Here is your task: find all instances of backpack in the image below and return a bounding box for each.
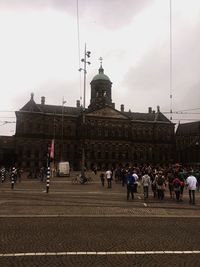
[174,180,181,189]
[127,174,135,186]
[157,177,164,186]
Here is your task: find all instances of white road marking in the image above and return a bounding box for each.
[0,251,200,257]
[0,214,200,218]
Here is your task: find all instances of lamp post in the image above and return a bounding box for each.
[61,98,66,161]
[79,44,91,179]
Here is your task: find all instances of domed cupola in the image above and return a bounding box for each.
[89,58,113,111]
[92,64,111,82]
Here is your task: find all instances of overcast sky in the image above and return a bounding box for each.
[0,0,200,135]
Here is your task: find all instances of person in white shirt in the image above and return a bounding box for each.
[105,169,112,188]
[132,171,139,193]
[142,172,151,199]
[186,172,197,205]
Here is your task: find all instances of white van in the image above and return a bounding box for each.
[58,161,70,177]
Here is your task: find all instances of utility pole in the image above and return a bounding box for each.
[79,44,91,179]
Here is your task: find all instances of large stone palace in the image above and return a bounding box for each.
[10,63,175,170]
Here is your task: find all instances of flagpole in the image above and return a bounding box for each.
[61,98,66,161]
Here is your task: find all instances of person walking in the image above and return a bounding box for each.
[178,168,187,202]
[105,168,112,188]
[100,172,105,187]
[196,170,200,192]
[186,171,197,205]
[132,170,139,193]
[126,170,135,200]
[167,171,175,199]
[172,176,182,202]
[141,172,151,200]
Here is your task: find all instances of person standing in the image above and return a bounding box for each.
[186,171,197,205]
[156,171,165,201]
[141,172,151,199]
[126,170,135,200]
[120,168,126,187]
[105,168,112,188]
[100,172,105,187]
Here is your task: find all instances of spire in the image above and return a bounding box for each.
[99,56,104,74]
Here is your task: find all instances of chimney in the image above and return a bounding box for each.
[148,107,152,113]
[31,92,34,100]
[41,96,45,105]
[121,104,124,112]
[157,105,160,112]
[76,100,80,108]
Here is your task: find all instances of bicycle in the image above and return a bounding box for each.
[72,175,93,184]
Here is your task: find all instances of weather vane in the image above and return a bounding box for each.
[99,56,103,66]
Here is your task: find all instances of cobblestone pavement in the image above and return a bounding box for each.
[0,172,199,217]
[0,172,200,266]
[0,217,200,266]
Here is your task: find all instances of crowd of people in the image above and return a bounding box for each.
[99,164,200,205]
[1,163,200,205]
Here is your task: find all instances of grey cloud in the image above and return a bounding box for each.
[0,0,154,29]
[121,21,200,117]
[35,80,81,107]
[13,79,81,110]
[82,0,154,29]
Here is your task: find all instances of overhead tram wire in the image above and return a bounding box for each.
[162,111,200,115]
[76,0,82,105]
[0,111,15,112]
[173,107,200,113]
[171,119,200,121]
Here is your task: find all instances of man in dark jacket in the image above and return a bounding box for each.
[126,170,135,200]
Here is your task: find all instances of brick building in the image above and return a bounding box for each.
[176,121,200,166]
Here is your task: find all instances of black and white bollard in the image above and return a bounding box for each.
[46,166,50,193]
[11,168,15,189]
[1,168,6,183]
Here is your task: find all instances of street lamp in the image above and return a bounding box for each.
[79,44,91,179]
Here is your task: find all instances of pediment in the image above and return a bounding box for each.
[20,99,41,112]
[86,106,129,119]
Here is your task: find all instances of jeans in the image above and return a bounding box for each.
[175,190,180,201]
[189,190,195,204]
[143,186,149,199]
[107,179,112,188]
[127,185,134,200]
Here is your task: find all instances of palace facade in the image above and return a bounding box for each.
[13,64,175,170]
